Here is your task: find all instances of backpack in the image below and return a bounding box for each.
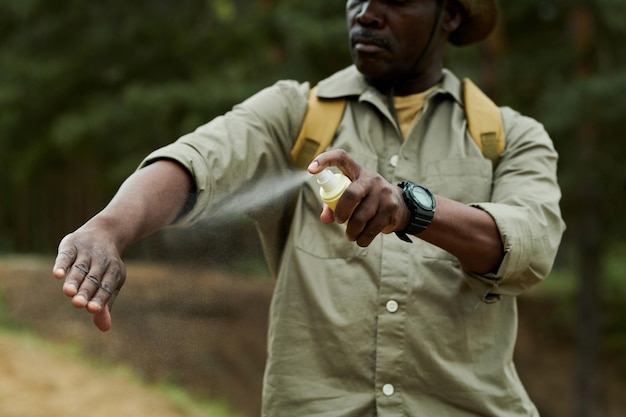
[290,78,505,169]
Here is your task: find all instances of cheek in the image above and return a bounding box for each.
[398,28,428,57]
[345,2,359,22]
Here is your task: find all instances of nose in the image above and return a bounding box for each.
[355,0,383,28]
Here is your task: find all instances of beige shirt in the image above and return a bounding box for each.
[141,66,565,416]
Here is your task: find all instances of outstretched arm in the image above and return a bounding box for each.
[52,159,193,331]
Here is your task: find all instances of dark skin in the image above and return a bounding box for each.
[53,0,504,332]
[53,160,192,331]
[347,0,459,95]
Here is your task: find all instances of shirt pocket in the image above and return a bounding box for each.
[293,150,377,260]
[419,158,493,261]
[293,185,370,259]
[294,225,369,259]
[425,158,493,204]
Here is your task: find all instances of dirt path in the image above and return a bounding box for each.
[0,332,206,417]
[0,256,270,417]
[1,255,625,417]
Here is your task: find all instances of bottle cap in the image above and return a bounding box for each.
[314,169,340,193]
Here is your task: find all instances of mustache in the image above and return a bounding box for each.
[349,28,391,50]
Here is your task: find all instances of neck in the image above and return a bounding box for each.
[368,65,444,96]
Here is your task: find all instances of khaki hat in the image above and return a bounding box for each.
[449,0,499,46]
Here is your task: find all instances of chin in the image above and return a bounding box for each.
[354,63,395,90]
[355,61,387,81]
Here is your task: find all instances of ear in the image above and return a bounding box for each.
[442,0,463,36]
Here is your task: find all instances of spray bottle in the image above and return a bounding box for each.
[314,168,351,212]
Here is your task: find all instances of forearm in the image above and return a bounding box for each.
[419,196,504,274]
[84,159,193,252]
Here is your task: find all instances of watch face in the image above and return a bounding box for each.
[398,181,435,237]
[411,186,434,208]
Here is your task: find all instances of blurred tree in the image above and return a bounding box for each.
[0,0,348,257]
[485,1,626,416]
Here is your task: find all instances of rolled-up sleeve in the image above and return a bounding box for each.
[136,80,310,227]
[465,107,566,302]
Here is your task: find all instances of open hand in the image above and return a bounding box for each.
[52,225,126,332]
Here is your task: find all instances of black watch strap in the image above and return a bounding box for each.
[395,181,436,243]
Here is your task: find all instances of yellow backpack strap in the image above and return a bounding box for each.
[463,78,505,168]
[290,86,347,170]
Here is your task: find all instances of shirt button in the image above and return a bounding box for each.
[389,154,399,167]
[386,300,399,313]
[382,383,395,396]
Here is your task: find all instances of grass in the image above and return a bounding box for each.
[155,384,244,417]
[0,324,243,417]
[0,291,242,417]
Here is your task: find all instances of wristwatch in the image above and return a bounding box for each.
[395,181,436,243]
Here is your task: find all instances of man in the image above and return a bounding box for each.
[53,0,565,415]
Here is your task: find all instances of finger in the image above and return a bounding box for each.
[333,179,365,223]
[93,303,113,332]
[63,260,92,298]
[71,272,102,309]
[319,204,336,224]
[351,189,405,246]
[355,210,393,247]
[344,192,388,246]
[308,149,361,180]
[71,256,108,308]
[85,262,126,314]
[345,199,374,243]
[93,287,119,331]
[53,242,78,279]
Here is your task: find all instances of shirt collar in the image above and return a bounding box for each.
[315,65,463,106]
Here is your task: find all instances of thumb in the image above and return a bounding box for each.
[92,304,112,332]
[320,204,336,224]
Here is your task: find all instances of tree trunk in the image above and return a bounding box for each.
[570,4,605,417]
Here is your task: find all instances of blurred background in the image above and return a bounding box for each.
[0,0,625,416]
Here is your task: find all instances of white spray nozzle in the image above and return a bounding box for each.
[314,169,340,193]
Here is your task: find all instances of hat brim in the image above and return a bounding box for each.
[449,0,499,46]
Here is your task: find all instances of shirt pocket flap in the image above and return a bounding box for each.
[426,158,493,203]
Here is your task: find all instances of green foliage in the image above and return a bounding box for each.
[603,244,626,366]
[492,1,626,245]
[0,0,348,253]
[1,0,624,256]
[0,0,347,184]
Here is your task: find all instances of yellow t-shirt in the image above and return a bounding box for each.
[394,85,437,139]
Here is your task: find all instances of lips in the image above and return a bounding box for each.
[353,38,386,53]
[350,30,390,53]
